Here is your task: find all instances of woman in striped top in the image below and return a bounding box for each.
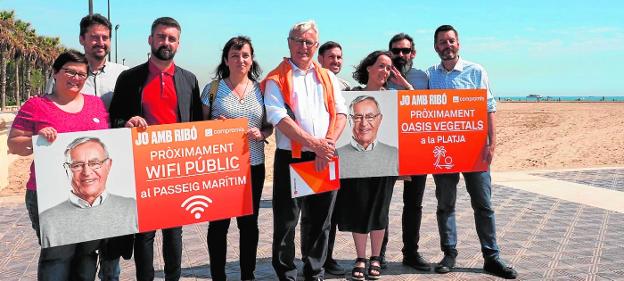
[200,36,272,281]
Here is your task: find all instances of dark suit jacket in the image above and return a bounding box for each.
[109,62,203,128]
[104,61,202,259]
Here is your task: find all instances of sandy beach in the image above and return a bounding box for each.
[2,102,623,196]
[493,102,624,171]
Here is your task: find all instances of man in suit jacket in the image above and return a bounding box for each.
[108,17,202,281]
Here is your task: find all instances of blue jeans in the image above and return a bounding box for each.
[433,171,500,259]
[98,256,120,281]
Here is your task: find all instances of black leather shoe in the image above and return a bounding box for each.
[484,257,517,279]
[402,253,431,271]
[434,254,456,274]
[379,256,388,269]
[324,258,345,275]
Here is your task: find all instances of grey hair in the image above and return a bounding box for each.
[349,95,381,115]
[288,20,318,38]
[64,136,109,163]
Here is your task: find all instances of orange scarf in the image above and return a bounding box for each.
[261,58,337,158]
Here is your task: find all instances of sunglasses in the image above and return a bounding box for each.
[391,48,413,55]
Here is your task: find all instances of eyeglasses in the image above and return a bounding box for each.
[288,37,318,47]
[391,48,413,55]
[62,68,88,80]
[350,113,381,123]
[64,158,109,172]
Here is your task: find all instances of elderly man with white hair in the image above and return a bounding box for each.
[262,20,347,281]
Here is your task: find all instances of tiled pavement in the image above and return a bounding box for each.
[530,169,624,192]
[1,168,623,280]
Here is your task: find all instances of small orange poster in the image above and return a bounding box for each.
[131,119,251,232]
[289,157,340,198]
[398,89,489,175]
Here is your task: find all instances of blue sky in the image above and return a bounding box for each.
[3,0,623,96]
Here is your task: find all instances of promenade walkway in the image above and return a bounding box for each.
[1,167,622,280]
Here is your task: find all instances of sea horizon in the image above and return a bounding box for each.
[498,95,624,102]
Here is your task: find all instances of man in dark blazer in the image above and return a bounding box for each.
[107,17,202,281]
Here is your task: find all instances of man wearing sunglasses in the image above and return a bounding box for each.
[387,33,429,91]
[39,137,137,248]
[379,33,432,272]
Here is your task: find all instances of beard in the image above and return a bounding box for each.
[439,47,458,61]
[152,45,176,61]
[90,45,109,60]
[392,56,411,77]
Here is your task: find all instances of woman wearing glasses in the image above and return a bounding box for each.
[335,50,399,280]
[200,36,272,281]
[8,50,109,280]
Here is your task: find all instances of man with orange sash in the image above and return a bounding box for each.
[263,20,347,281]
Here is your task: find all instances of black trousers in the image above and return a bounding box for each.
[208,164,265,281]
[325,217,339,263]
[380,175,427,260]
[134,227,183,281]
[26,190,100,281]
[272,149,336,281]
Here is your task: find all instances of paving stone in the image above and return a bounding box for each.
[1,169,624,280]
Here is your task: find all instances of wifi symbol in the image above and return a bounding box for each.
[181,195,213,219]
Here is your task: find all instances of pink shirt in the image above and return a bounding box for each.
[11,95,109,190]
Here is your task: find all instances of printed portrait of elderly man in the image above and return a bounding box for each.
[39,136,138,248]
[338,95,399,178]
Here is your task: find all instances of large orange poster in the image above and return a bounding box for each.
[398,89,489,175]
[131,119,251,232]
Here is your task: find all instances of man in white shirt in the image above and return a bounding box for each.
[263,20,347,281]
[46,14,128,110]
[76,14,129,281]
[318,41,351,91]
[316,40,350,275]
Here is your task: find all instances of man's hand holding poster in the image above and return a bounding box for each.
[33,119,251,248]
[289,156,340,198]
[132,119,251,232]
[336,89,488,179]
[397,89,488,174]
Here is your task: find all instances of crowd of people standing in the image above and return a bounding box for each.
[8,13,518,281]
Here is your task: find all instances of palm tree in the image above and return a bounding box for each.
[0,10,64,110]
[39,36,62,94]
[13,19,35,107]
[0,10,16,110]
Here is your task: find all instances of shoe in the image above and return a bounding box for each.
[324,258,345,275]
[379,256,388,269]
[351,258,367,281]
[484,257,518,279]
[402,253,431,271]
[368,256,382,280]
[434,254,456,274]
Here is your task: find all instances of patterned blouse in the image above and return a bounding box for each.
[200,80,268,165]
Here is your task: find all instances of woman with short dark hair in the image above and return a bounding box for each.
[8,50,110,280]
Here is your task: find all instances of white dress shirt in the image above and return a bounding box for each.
[265,60,348,151]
